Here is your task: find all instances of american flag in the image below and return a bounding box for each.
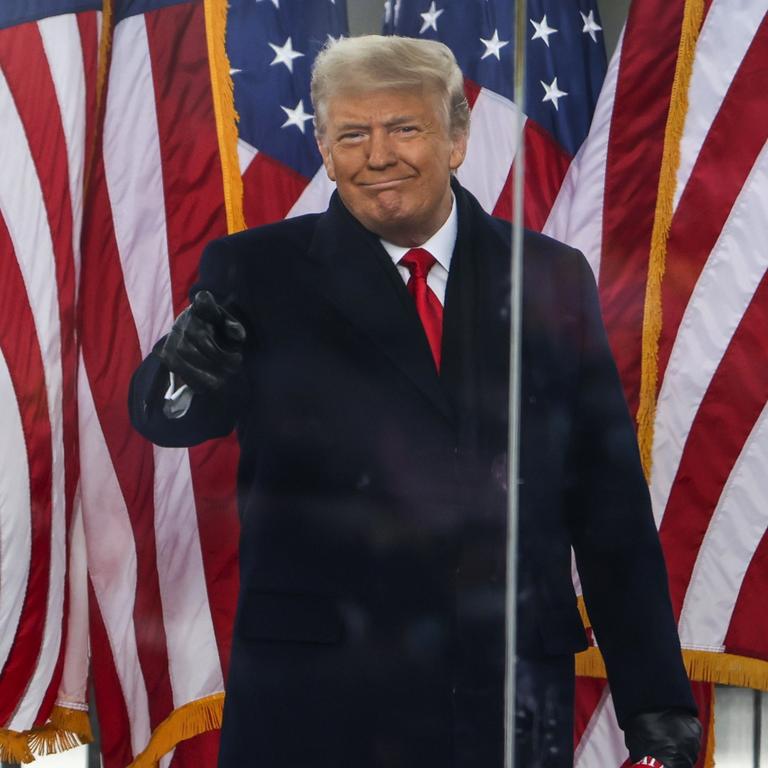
[385,0,606,229]
[79,0,239,765]
[0,1,98,760]
[228,0,349,225]
[546,0,768,763]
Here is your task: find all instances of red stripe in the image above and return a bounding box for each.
[598,0,687,417]
[492,119,571,230]
[144,0,229,316]
[78,11,100,195]
[242,153,310,228]
[573,677,607,750]
[170,727,221,767]
[659,272,768,618]
[0,21,81,722]
[0,213,53,723]
[79,139,174,729]
[463,77,481,110]
[144,0,240,680]
[0,11,80,528]
[88,578,135,768]
[658,15,768,386]
[725,526,768,659]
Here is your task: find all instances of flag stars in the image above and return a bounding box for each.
[580,10,602,42]
[281,99,314,134]
[480,29,509,60]
[530,15,557,47]
[269,36,304,73]
[419,1,444,34]
[541,77,567,110]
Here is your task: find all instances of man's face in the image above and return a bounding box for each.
[317,88,467,247]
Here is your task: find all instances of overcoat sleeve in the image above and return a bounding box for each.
[128,238,248,447]
[565,254,695,726]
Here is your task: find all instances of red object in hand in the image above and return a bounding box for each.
[631,759,664,767]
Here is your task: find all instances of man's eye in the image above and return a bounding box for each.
[339,132,365,142]
[395,126,418,135]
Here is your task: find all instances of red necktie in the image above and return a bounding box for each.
[399,248,443,370]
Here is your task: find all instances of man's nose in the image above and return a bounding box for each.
[367,130,397,169]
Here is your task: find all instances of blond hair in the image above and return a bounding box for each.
[311,35,469,142]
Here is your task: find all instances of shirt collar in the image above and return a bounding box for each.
[379,194,457,272]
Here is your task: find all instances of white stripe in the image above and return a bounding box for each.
[0,350,32,674]
[287,165,336,217]
[543,29,624,280]
[153,445,225,703]
[79,362,151,755]
[0,68,67,731]
[38,14,88,294]
[678,400,768,650]
[573,688,628,767]
[650,140,768,523]
[456,88,521,214]
[237,137,259,175]
[104,16,174,359]
[673,0,768,211]
[106,14,223,706]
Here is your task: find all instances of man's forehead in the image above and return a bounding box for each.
[326,88,439,124]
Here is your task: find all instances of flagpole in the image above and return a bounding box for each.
[504,0,527,766]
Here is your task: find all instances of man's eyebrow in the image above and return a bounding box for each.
[333,115,422,132]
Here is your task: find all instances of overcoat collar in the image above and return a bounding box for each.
[303,179,512,430]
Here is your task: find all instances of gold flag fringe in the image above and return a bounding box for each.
[635,0,706,479]
[576,645,768,692]
[128,693,224,768]
[0,706,93,764]
[204,0,246,234]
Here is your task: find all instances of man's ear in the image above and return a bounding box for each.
[449,130,468,172]
[317,136,336,182]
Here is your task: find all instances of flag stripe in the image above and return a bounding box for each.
[456,87,521,213]
[725,526,768,657]
[651,140,768,526]
[79,360,151,757]
[144,0,228,315]
[0,213,50,721]
[542,29,623,278]
[5,19,81,726]
[243,153,310,227]
[672,0,768,212]
[0,58,66,728]
[81,125,174,737]
[678,400,768,649]
[104,14,175,358]
[493,119,572,228]
[660,272,768,618]
[144,0,226,705]
[88,578,137,768]
[658,16,768,388]
[598,0,686,414]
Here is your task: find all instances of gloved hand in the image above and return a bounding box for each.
[624,709,702,768]
[157,290,246,393]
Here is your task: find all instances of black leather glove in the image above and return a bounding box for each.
[157,290,246,393]
[625,709,702,768]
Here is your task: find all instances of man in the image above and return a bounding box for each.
[130,35,701,768]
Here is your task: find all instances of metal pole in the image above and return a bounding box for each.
[503,1,527,767]
[753,688,762,768]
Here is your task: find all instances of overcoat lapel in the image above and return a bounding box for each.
[305,192,455,423]
[442,181,512,459]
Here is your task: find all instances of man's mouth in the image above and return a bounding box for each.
[361,177,412,190]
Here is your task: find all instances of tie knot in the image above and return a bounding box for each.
[399,248,436,280]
